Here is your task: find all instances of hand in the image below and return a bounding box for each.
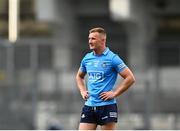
[99,91,116,101]
[80,90,89,100]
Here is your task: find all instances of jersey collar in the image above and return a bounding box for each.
[92,47,109,56]
[102,47,109,55]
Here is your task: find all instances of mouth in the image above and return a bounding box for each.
[89,43,94,47]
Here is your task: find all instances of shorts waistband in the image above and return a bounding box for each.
[84,103,116,110]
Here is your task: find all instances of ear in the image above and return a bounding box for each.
[102,38,106,43]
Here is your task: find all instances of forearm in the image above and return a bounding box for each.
[114,76,135,97]
[76,76,87,92]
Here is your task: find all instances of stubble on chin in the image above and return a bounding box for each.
[89,45,94,50]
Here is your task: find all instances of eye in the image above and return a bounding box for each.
[92,37,96,40]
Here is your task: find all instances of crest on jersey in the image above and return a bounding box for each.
[101,62,107,68]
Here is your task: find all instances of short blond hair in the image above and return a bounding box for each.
[89,27,106,38]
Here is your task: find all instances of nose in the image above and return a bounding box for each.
[89,39,92,43]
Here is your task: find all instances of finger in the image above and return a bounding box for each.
[85,93,89,99]
[100,92,107,97]
[99,94,106,99]
[104,97,109,101]
[100,95,108,100]
[100,92,106,96]
[84,97,88,101]
[83,95,86,100]
[85,94,89,99]
[83,93,88,99]
[105,95,111,100]
[102,94,112,101]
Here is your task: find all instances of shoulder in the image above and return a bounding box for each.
[107,49,125,64]
[106,49,117,60]
[83,52,93,59]
[81,51,93,62]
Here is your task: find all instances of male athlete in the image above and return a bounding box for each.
[76,27,135,130]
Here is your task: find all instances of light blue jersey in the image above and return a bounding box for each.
[80,47,127,106]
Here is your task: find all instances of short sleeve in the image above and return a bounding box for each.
[80,58,86,73]
[112,55,127,73]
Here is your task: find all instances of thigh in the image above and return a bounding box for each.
[98,104,118,125]
[80,105,97,125]
[101,122,116,130]
[79,123,97,130]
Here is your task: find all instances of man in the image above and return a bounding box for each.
[76,27,135,130]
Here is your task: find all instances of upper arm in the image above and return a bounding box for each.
[76,68,86,79]
[76,56,87,79]
[111,54,134,80]
[112,55,127,72]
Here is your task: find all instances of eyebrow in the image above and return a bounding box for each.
[88,36,96,39]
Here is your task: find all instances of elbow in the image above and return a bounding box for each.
[127,74,135,86]
[131,75,135,85]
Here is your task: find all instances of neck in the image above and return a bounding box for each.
[94,47,106,55]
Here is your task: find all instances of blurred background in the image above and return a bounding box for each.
[0,0,180,129]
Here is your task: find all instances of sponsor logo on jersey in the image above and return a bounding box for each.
[88,71,104,82]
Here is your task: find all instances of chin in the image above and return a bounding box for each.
[89,46,95,50]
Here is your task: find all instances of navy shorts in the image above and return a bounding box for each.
[80,104,118,125]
